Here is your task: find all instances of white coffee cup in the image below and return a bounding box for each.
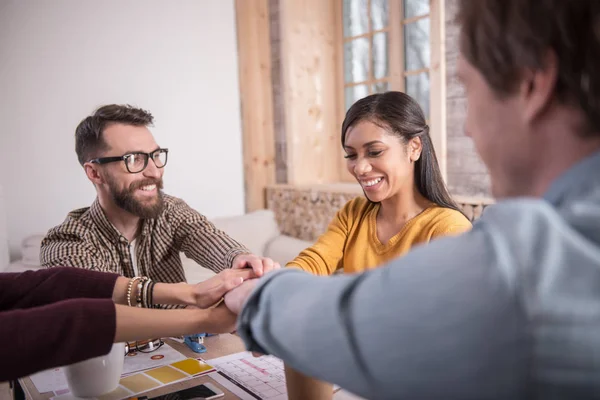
[64,342,125,398]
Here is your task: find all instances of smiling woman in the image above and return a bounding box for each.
[288,91,471,277]
[283,91,472,400]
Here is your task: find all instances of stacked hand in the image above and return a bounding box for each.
[223,279,259,314]
[185,253,280,337]
[192,268,256,308]
[191,253,280,309]
[232,253,281,276]
[228,253,281,314]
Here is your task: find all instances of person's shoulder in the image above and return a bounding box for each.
[161,194,193,214]
[424,206,472,236]
[162,193,185,207]
[159,193,208,222]
[56,206,93,231]
[42,206,94,243]
[475,198,559,230]
[469,198,570,255]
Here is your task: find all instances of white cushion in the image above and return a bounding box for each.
[181,255,216,285]
[181,210,282,283]
[21,234,45,265]
[264,235,311,266]
[210,209,280,257]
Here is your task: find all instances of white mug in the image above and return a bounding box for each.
[64,342,125,398]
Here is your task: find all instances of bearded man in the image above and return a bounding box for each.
[41,105,277,307]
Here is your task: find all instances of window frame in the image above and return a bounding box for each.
[336,0,446,182]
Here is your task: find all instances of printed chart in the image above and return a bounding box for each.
[208,352,288,400]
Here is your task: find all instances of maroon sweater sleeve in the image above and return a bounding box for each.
[0,267,119,310]
[0,298,116,381]
[0,267,119,381]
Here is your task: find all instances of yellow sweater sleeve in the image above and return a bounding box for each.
[286,200,354,276]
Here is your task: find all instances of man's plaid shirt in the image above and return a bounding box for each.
[40,194,249,284]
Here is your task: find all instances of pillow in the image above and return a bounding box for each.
[21,234,45,266]
[263,234,312,266]
[210,209,280,257]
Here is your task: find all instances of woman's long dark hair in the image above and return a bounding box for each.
[341,91,462,214]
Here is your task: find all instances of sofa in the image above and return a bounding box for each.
[1,208,312,284]
[183,209,311,283]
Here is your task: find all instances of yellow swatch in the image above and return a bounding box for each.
[120,374,161,393]
[145,366,187,383]
[171,359,214,375]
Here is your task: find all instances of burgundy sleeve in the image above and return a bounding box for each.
[0,267,119,310]
[0,298,116,381]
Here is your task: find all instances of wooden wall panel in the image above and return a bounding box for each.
[430,0,447,180]
[279,0,343,185]
[235,0,277,211]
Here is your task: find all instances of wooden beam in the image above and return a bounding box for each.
[335,0,351,182]
[235,0,276,211]
[429,0,447,180]
[280,0,342,185]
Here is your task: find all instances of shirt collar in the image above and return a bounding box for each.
[543,150,600,206]
[89,198,152,244]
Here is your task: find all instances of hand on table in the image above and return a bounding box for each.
[232,253,281,277]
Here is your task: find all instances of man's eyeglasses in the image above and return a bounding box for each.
[125,338,164,355]
[89,148,168,174]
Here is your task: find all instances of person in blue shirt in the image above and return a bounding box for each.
[223,0,600,399]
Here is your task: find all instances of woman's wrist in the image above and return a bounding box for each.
[153,282,195,306]
[192,306,237,334]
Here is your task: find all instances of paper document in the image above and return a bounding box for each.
[30,367,69,395]
[207,352,288,400]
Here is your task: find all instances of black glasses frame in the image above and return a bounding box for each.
[88,148,169,173]
[125,338,165,355]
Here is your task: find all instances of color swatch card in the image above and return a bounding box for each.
[123,343,187,375]
[32,343,187,396]
[49,358,215,400]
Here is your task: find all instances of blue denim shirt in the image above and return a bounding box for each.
[238,151,600,400]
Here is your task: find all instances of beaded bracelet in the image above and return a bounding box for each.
[136,277,150,307]
[147,281,156,308]
[141,279,152,308]
[126,277,142,307]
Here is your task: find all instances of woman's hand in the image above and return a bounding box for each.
[192,268,257,308]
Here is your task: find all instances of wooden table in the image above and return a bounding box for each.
[18,334,248,400]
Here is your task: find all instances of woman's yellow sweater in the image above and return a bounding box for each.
[287,196,472,275]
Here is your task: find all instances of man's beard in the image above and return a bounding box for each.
[107,176,165,219]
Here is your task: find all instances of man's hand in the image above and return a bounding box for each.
[192,269,256,308]
[232,253,281,277]
[224,279,259,315]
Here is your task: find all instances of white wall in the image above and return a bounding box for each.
[0,0,245,259]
